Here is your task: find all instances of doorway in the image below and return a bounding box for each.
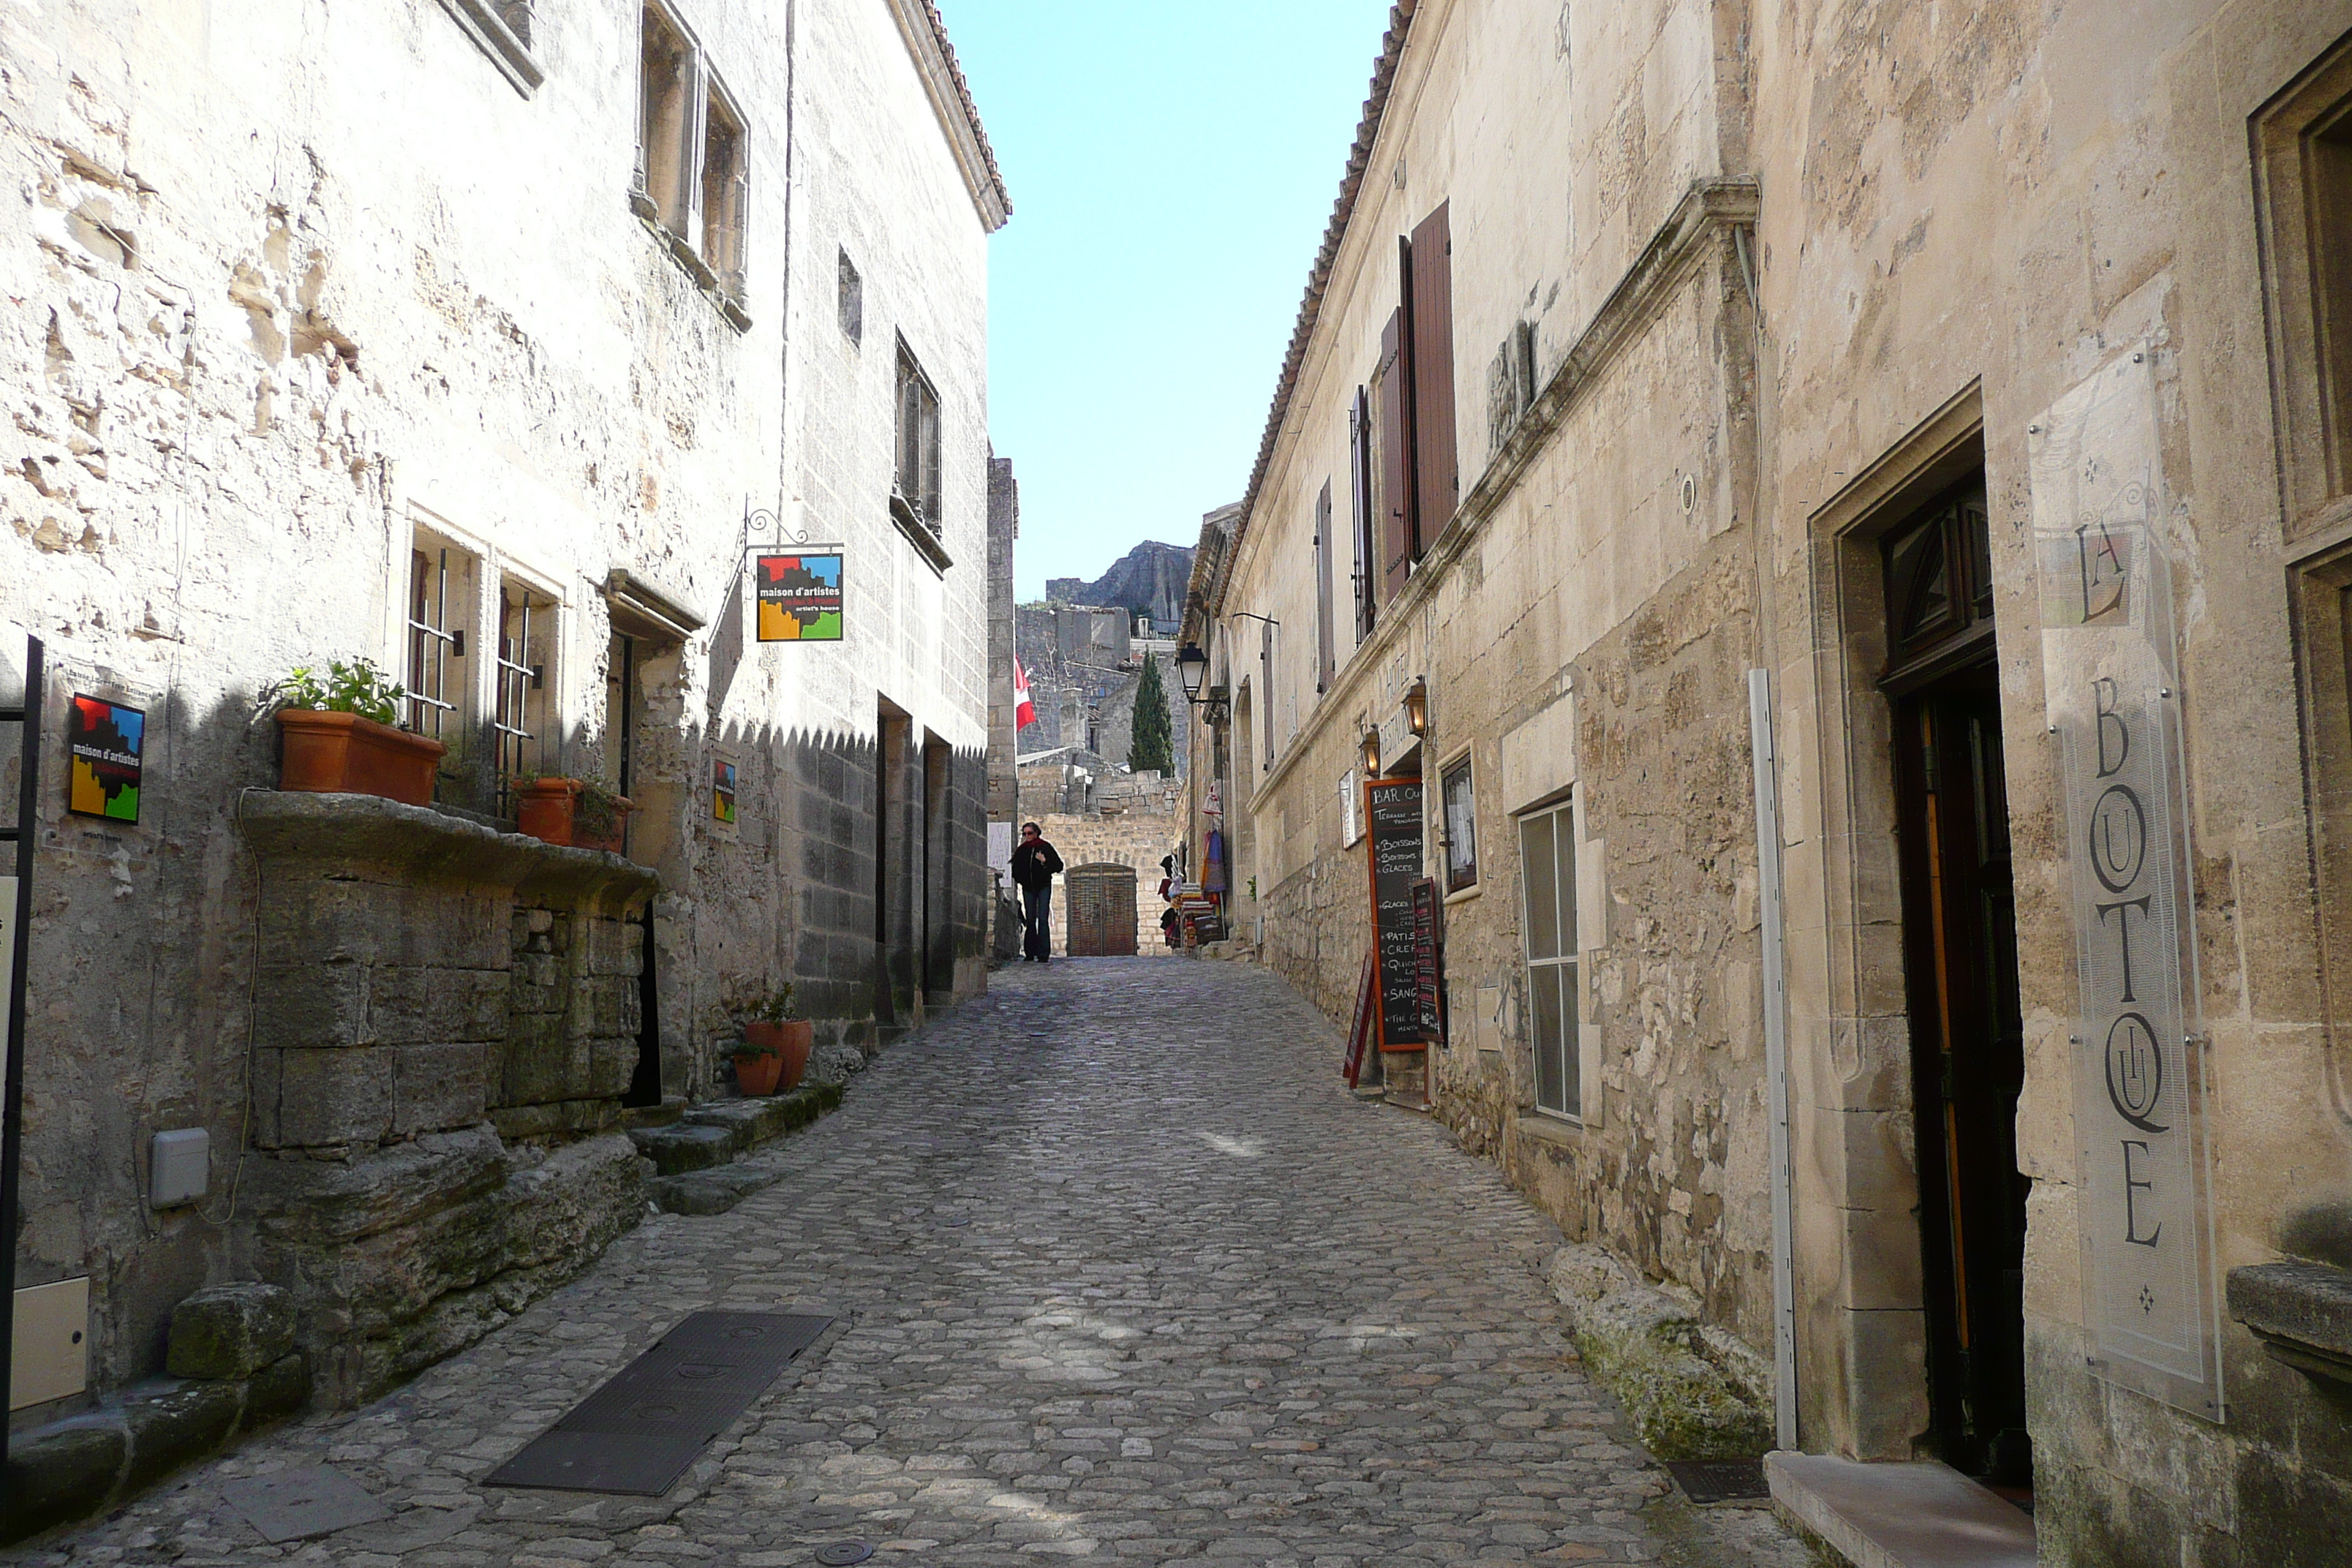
[1881,478,2031,1486]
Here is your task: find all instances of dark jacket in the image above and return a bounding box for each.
[1010,837,1063,891]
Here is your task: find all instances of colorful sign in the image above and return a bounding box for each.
[67,695,143,823]
[714,759,737,823]
[755,553,843,641]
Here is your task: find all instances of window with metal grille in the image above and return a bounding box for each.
[406,541,472,743]
[894,342,942,533]
[1519,796,1580,1119]
[494,582,554,812]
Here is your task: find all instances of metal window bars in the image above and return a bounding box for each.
[494,585,547,813]
[407,548,464,739]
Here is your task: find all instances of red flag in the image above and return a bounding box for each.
[1014,657,1037,729]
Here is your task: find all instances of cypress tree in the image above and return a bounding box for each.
[1129,651,1175,775]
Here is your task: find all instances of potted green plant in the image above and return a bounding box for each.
[264,659,445,807]
[734,983,812,1096]
[516,776,635,853]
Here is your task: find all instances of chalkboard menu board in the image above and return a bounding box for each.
[1365,777,1434,1046]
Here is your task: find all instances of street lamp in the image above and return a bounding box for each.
[1175,641,1210,704]
[1360,725,1382,778]
[1403,676,1430,738]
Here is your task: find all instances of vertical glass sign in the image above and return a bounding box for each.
[2029,346,2223,1421]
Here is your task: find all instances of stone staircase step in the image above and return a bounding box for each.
[626,1123,740,1175]
[650,1166,783,1216]
[682,1082,843,1147]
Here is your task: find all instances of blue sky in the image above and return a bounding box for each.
[941,2,1396,602]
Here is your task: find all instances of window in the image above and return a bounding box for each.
[435,0,543,97]
[1878,477,1992,685]
[603,633,636,798]
[894,341,942,534]
[1519,797,1580,1118]
[1441,755,1477,891]
[406,539,473,743]
[838,249,864,344]
[1373,203,1460,606]
[635,3,750,316]
[1259,619,1275,771]
[494,581,555,811]
[1313,480,1335,692]
[1351,387,1376,638]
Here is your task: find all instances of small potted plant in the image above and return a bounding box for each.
[733,983,812,1096]
[265,659,445,807]
[516,776,635,853]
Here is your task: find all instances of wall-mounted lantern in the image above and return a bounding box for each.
[1360,725,1383,778]
[1403,676,1430,739]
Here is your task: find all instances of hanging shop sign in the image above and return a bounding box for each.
[754,553,844,642]
[713,759,737,823]
[2030,345,2223,1422]
[1364,776,1435,1047]
[1411,876,1444,1041]
[67,695,143,823]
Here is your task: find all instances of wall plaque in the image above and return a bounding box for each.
[755,554,843,642]
[1364,777,1433,1047]
[2030,346,2223,1420]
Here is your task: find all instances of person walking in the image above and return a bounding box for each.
[1010,821,1064,963]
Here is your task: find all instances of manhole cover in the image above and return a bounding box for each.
[1662,1458,1770,1505]
[815,1542,874,1565]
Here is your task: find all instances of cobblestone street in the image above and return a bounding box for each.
[10,961,1809,1568]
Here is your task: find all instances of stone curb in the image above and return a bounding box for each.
[0,1354,308,1546]
[1546,1243,1774,1461]
[648,1080,848,1213]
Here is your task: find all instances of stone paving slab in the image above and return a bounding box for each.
[8,960,1812,1568]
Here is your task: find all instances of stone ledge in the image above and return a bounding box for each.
[1764,1452,2034,1568]
[1548,1243,1774,1461]
[646,1082,848,1214]
[2227,1259,2352,1386]
[0,1354,308,1546]
[238,791,660,913]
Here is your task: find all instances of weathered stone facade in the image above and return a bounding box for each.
[1,0,1003,1425]
[1194,0,2352,1558]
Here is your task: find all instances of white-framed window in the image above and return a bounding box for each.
[494,578,557,810]
[405,533,477,744]
[635,1,750,312]
[1519,794,1580,1119]
[1442,753,1478,891]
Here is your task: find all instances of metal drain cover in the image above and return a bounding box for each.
[485,1311,832,1496]
[815,1542,874,1565]
[1662,1458,1770,1505]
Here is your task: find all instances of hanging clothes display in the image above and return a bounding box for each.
[1203,827,1227,894]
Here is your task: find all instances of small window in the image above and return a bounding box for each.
[1520,796,1580,1118]
[406,538,474,743]
[894,342,942,533]
[699,89,747,301]
[638,6,693,233]
[838,249,864,344]
[494,581,556,812]
[1441,755,1478,891]
[603,633,636,798]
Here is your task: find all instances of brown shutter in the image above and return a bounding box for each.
[1410,202,1457,554]
[1314,480,1335,692]
[1350,387,1376,634]
[1378,307,1413,604]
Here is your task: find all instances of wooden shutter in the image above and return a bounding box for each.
[1262,619,1276,769]
[1410,201,1457,554]
[1350,388,1375,635]
[1378,307,1413,604]
[1314,480,1335,693]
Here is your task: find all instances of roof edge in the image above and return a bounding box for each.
[886,0,1011,232]
[1228,0,1420,570]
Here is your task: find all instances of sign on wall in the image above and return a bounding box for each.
[2031,345,2223,1422]
[713,759,736,823]
[1364,777,1435,1047]
[67,695,143,823]
[755,554,843,642]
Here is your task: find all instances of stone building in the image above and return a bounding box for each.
[1,0,1003,1433]
[1193,0,2352,1559]
[1014,600,1188,777]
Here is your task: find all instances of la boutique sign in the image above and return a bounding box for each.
[2030,347,2223,1421]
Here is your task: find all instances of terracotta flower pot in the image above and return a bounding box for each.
[276,709,446,807]
[517,777,635,853]
[734,1045,785,1097]
[743,1018,814,1093]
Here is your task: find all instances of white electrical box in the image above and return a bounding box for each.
[151,1126,210,1207]
[10,1276,89,1411]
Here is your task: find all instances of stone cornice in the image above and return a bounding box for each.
[883,0,1011,233]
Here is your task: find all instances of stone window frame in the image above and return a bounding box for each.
[434,0,545,98]
[632,0,753,330]
[405,525,480,747]
[1439,743,1479,895]
[1516,788,1580,1123]
[2257,36,2352,545]
[891,337,952,573]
